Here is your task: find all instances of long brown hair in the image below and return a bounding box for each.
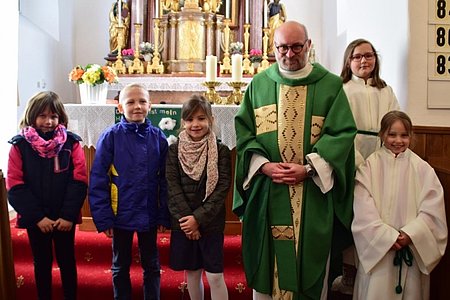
[340,38,387,89]
[19,91,68,129]
[181,95,214,128]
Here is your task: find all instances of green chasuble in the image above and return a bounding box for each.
[233,63,356,299]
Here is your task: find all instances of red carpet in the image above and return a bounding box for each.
[11,222,252,300]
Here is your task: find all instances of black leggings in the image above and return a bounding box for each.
[27,225,77,300]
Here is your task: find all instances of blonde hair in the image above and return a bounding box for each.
[19,91,68,129]
[119,83,150,103]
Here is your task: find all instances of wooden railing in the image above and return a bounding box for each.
[0,170,16,299]
[410,126,450,300]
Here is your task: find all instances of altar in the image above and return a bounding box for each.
[65,103,242,234]
[108,75,252,104]
[65,103,240,148]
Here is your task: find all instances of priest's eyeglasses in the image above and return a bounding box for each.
[275,41,308,54]
[351,52,375,62]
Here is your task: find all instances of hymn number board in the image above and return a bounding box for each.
[428,0,450,107]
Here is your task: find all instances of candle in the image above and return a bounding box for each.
[231,54,243,82]
[118,0,122,26]
[245,0,249,24]
[155,0,160,18]
[225,0,230,19]
[206,55,217,82]
[263,1,268,28]
[135,0,142,24]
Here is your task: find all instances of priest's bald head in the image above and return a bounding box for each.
[273,21,311,71]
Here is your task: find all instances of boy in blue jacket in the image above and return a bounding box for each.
[89,83,170,300]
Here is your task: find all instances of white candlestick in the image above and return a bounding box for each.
[155,0,160,18]
[135,0,142,23]
[225,0,230,19]
[118,0,122,26]
[263,1,268,28]
[245,0,249,23]
[206,55,217,82]
[231,54,243,82]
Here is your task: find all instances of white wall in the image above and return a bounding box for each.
[1,2,19,174]
[73,0,111,70]
[408,1,450,126]
[283,0,409,110]
[18,0,76,121]
[18,0,110,119]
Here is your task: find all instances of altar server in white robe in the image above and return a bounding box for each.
[352,110,447,300]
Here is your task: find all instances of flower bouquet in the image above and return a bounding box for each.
[68,64,118,104]
[139,42,154,61]
[139,42,154,55]
[230,41,244,55]
[121,48,134,58]
[249,48,263,64]
[68,64,118,86]
[121,48,135,67]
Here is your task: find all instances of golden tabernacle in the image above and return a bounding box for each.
[160,2,224,73]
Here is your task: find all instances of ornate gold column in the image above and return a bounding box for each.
[128,23,144,74]
[220,18,232,74]
[258,27,271,73]
[147,18,165,74]
[168,13,177,61]
[242,23,253,74]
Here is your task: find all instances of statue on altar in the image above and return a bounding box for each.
[162,0,181,13]
[200,0,222,12]
[268,0,287,54]
[109,0,130,54]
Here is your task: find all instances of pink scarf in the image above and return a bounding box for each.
[178,130,218,201]
[21,124,67,158]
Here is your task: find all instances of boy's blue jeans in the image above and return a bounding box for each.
[111,227,160,300]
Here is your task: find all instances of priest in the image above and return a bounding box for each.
[233,21,357,300]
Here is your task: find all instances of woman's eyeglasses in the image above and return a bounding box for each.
[351,52,375,62]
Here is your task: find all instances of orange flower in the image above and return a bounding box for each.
[101,66,117,84]
[69,67,84,82]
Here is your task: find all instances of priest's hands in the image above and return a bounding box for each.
[260,162,308,184]
[391,231,412,251]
